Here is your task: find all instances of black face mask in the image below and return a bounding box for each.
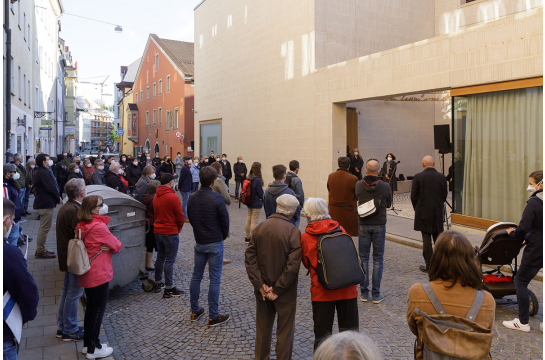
[76,161,81,165]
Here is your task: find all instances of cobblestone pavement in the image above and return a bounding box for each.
[101,202,543,360]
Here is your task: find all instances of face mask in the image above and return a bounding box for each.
[133,161,139,166]
[63,153,67,156]
[178,155,181,158]
[194,161,199,165]
[222,157,226,161]
[86,163,92,168]
[3,216,12,238]
[150,173,156,179]
[48,159,54,166]
[122,157,126,161]
[527,180,543,193]
[12,172,20,180]
[98,166,104,170]
[387,157,392,161]
[30,165,35,169]
[76,161,81,165]
[354,152,358,156]
[204,159,208,163]
[117,169,124,175]
[238,160,243,163]
[98,203,109,216]
[147,157,151,160]
[75,168,80,174]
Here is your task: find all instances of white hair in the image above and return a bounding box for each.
[303,197,330,222]
[109,161,120,172]
[313,331,382,360]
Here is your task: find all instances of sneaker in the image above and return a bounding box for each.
[82,344,108,354]
[154,282,165,293]
[62,331,83,342]
[419,265,429,273]
[163,287,184,298]
[86,346,114,359]
[502,318,531,332]
[234,199,238,203]
[223,258,232,264]
[372,294,385,304]
[208,314,230,327]
[56,330,63,338]
[359,294,368,302]
[191,307,205,322]
[245,237,250,243]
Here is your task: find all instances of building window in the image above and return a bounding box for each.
[10,57,14,94]
[146,86,149,100]
[166,75,170,93]
[155,53,159,71]
[35,38,38,63]
[200,121,222,156]
[174,108,179,130]
[17,1,20,28]
[28,80,31,108]
[165,110,170,130]
[140,90,143,103]
[35,87,39,111]
[28,25,30,48]
[135,92,138,103]
[23,74,26,104]
[158,79,162,96]
[153,82,156,98]
[18,66,21,99]
[153,108,156,126]
[23,13,26,39]
[158,107,162,125]
[146,111,149,126]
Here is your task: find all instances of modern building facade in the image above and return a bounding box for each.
[129,34,194,158]
[194,0,543,226]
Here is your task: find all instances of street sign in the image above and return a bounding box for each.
[117,128,124,135]
[39,127,52,130]
[38,133,43,139]
[15,126,25,134]
[175,131,182,138]
[41,119,52,126]
[65,126,75,135]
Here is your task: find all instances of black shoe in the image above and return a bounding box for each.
[21,212,27,217]
[163,287,184,298]
[191,307,205,322]
[154,282,165,293]
[208,314,230,327]
[419,265,429,273]
[61,331,84,342]
[145,267,155,272]
[245,237,250,243]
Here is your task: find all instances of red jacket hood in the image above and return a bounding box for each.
[305,219,340,235]
[75,215,110,238]
[156,185,175,197]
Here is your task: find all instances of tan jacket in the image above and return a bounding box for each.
[406,280,496,360]
[212,177,231,208]
[245,214,302,303]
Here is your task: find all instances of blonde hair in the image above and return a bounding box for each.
[313,331,382,360]
[303,197,330,222]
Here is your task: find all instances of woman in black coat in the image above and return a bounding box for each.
[349,148,364,180]
[381,153,398,192]
[504,170,543,332]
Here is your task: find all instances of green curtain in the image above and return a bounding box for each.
[462,87,543,223]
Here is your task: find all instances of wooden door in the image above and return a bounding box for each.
[346,108,358,153]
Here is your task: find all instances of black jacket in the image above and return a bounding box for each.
[233,162,248,182]
[355,175,392,225]
[66,172,80,182]
[3,178,21,222]
[105,171,128,194]
[125,163,142,187]
[55,161,68,188]
[187,187,230,244]
[160,161,174,175]
[381,161,398,192]
[411,168,447,233]
[33,167,60,209]
[510,191,543,268]
[221,160,232,180]
[350,156,364,180]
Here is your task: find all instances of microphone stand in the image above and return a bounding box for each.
[387,162,401,215]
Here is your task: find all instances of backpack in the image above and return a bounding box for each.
[285,172,297,192]
[414,283,493,360]
[240,178,255,206]
[66,229,103,276]
[315,228,365,290]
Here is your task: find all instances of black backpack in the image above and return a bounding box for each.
[315,228,365,290]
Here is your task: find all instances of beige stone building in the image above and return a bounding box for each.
[194,0,543,226]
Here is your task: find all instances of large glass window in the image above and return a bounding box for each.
[453,86,543,222]
[200,121,221,157]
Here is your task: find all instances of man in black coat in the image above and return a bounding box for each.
[126,158,143,196]
[33,154,60,258]
[105,162,128,194]
[233,156,247,203]
[349,148,364,180]
[411,156,447,272]
[208,151,216,164]
[220,154,232,189]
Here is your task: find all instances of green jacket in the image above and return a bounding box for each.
[11,162,26,190]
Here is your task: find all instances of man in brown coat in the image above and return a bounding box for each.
[245,194,302,360]
[327,157,359,236]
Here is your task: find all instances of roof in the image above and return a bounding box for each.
[123,57,141,83]
[150,34,194,76]
[128,103,138,111]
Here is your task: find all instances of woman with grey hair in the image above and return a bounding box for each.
[134,165,156,202]
[301,197,359,351]
[66,163,81,182]
[313,331,382,360]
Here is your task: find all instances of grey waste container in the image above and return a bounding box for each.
[85,185,147,290]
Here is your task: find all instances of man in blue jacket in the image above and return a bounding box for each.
[3,164,22,246]
[3,198,39,359]
[178,155,193,220]
[263,165,300,226]
[187,166,230,327]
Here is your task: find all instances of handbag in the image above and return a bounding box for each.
[66,229,102,275]
[357,199,376,218]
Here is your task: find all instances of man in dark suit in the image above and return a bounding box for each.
[411,156,448,272]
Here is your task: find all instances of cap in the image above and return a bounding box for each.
[276,194,299,213]
[160,173,179,185]
[183,155,192,161]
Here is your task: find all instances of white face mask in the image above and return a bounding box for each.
[122,157,126,161]
[48,159,54,166]
[12,172,20,180]
[147,157,151,160]
[204,159,208,163]
[238,159,243,163]
[98,203,109,216]
[117,169,124,175]
[133,161,139,166]
[354,152,358,156]
[527,180,543,193]
[30,165,35,169]
[86,163,92,168]
[194,161,199,165]
[150,173,156,179]
[3,216,12,238]
[222,157,226,161]
[63,153,67,156]
[75,168,80,174]
[98,166,104,170]
[178,155,181,158]
[387,157,392,161]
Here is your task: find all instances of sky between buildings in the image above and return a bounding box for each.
[60,0,198,106]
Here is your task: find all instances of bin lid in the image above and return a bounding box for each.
[85,185,146,210]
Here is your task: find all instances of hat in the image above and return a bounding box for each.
[160,173,179,185]
[183,155,192,161]
[276,194,299,213]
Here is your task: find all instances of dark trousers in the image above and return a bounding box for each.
[311,298,359,351]
[255,300,296,360]
[235,180,243,200]
[421,232,440,267]
[515,263,541,324]
[83,282,109,354]
[224,178,229,192]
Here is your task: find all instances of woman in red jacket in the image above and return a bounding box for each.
[75,195,122,359]
[301,197,359,352]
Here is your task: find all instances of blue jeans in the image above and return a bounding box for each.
[191,182,199,193]
[6,222,20,247]
[22,187,31,213]
[181,192,190,218]
[17,188,25,213]
[57,271,84,335]
[3,339,17,360]
[515,263,542,324]
[190,241,224,319]
[358,225,386,298]
[154,234,180,287]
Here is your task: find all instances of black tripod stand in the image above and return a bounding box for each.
[387,162,402,215]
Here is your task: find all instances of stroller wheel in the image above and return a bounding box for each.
[528,289,539,317]
[141,278,155,292]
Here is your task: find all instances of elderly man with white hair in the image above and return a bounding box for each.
[105,162,128,194]
[301,197,359,351]
[245,193,302,360]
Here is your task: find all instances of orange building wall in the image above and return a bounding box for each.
[132,40,194,158]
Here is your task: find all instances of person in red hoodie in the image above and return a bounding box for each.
[75,195,122,359]
[153,173,185,298]
[300,197,359,352]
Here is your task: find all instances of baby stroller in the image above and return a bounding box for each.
[475,222,539,316]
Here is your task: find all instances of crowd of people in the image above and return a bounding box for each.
[2,148,543,360]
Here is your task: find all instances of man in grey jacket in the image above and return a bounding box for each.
[264,165,301,227]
